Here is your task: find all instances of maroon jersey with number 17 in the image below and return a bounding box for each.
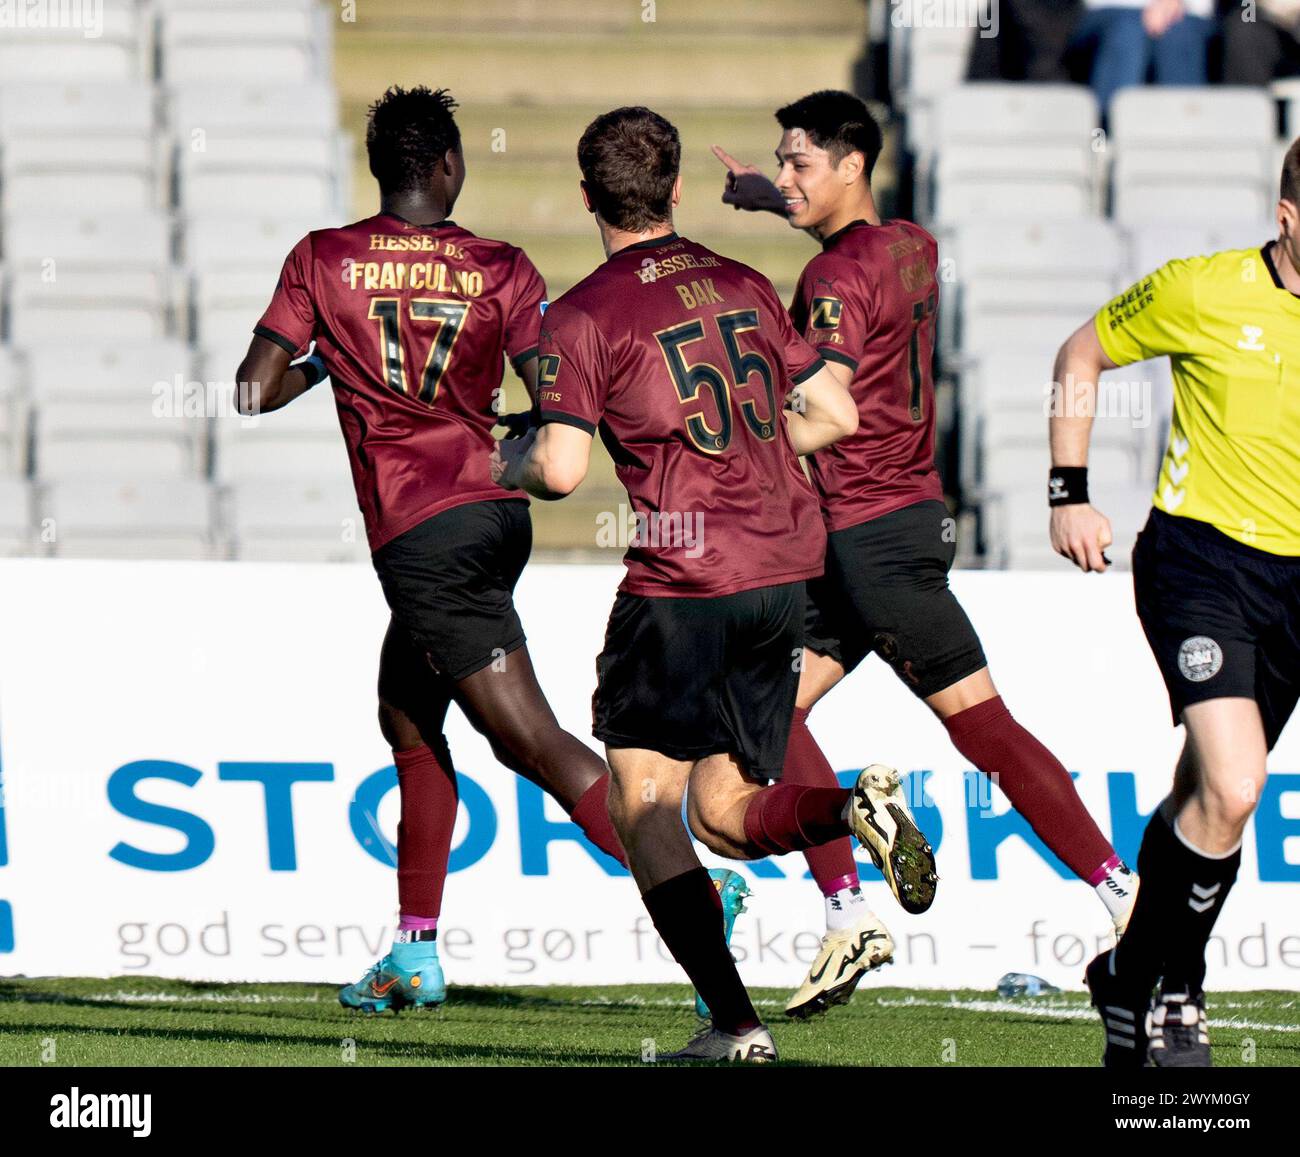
[537,233,827,598]
[790,218,943,532]
[255,213,546,551]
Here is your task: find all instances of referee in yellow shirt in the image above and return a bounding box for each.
[1049,138,1300,1069]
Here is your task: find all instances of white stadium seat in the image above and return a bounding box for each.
[0,81,155,138]
[34,397,204,480]
[1109,86,1276,148]
[166,83,340,137]
[2,210,172,267]
[183,215,316,274]
[6,267,177,343]
[26,343,195,402]
[226,477,367,562]
[0,478,34,554]
[212,423,347,484]
[191,269,286,348]
[42,477,216,559]
[0,350,29,478]
[176,134,342,216]
[1125,222,1279,282]
[1,136,163,212]
[160,6,329,85]
[0,2,149,82]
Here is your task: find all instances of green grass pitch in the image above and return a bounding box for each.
[1,977,1297,1066]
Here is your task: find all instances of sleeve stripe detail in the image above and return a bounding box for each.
[253,326,300,355]
[816,348,858,371]
[538,409,596,435]
[510,345,539,369]
[791,356,828,384]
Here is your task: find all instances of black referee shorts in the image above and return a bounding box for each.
[371,498,531,682]
[1133,508,1300,750]
[804,499,987,699]
[593,581,805,781]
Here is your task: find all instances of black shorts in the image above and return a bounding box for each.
[593,581,805,780]
[371,498,531,681]
[1133,508,1300,751]
[804,499,987,699]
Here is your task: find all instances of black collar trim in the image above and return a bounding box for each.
[1260,242,1300,299]
[611,231,680,258]
[822,219,872,249]
[380,212,458,230]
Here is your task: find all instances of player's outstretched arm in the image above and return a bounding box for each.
[711,145,790,216]
[491,422,593,500]
[784,360,858,455]
[1049,319,1120,573]
[234,335,323,416]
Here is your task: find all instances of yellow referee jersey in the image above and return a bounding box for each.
[1095,243,1300,556]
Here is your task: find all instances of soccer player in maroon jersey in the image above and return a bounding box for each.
[713,90,1139,1018]
[493,106,937,1062]
[235,86,626,1013]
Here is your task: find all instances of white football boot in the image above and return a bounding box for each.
[848,764,938,914]
[786,909,894,1019]
[659,1024,777,1064]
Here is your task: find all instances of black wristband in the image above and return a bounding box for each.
[1048,466,1089,506]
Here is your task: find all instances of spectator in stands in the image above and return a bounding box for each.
[967,0,1083,82]
[1221,0,1300,84]
[1069,0,1214,115]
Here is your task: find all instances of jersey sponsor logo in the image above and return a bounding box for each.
[1177,636,1223,683]
[1236,325,1265,351]
[810,296,843,330]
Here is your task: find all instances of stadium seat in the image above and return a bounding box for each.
[895,7,990,156]
[160,6,330,85]
[1125,222,1279,282]
[0,136,163,212]
[0,2,149,82]
[1108,88,1275,225]
[989,480,1154,570]
[0,478,34,555]
[0,350,29,478]
[34,396,204,481]
[41,477,217,559]
[175,134,344,217]
[191,270,287,349]
[2,211,172,267]
[6,267,178,344]
[225,477,368,562]
[166,82,340,138]
[0,81,155,139]
[183,215,318,275]
[26,342,195,403]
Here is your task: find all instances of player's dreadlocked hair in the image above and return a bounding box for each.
[775,90,882,181]
[366,85,461,195]
[578,106,680,232]
[1281,136,1300,205]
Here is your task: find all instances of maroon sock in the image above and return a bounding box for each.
[943,696,1116,881]
[784,705,861,893]
[742,782,851,857]
[394,744,458,918]
[642,867,759,1035]
[569,773,627,867]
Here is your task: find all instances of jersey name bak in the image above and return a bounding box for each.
[1095,245,1300,556]
[790,219,944,531]
[255,213,546,551]
[537,233,827,597]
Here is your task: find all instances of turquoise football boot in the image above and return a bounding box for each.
[338,941,446,1013]
[694,868,753,1019]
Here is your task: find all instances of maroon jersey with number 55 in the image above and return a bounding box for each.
[790,219,943,532]
[537,233,827,598]
[255,213,545,551]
